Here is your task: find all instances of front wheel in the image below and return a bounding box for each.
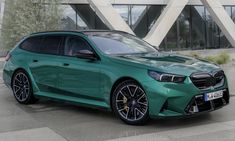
[112,80,149,125]
[12,70,37,104]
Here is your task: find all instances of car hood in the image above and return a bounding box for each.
[109,52,221,76]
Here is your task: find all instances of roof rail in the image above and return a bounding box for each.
[30,30,84,35]
[29,30,135,36]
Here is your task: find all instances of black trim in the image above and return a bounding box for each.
[19,33,101,61]
[190,70,225,90]
[30,30,134,36]
[37,83,104,102]
[185,88,230,115]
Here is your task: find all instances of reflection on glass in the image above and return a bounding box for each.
[147,6,163,31]
[61,5,87,30]
[165,23,177,50]
[205,8,220,48]
[77,16,87,29]
[232,7,235,22]
[89,32,157,55]
[59,4,233,50]
[225,6,232,17]
[113,5,129,24]
[61,5,76,30]
[220,6,232,48]
[130,6,146,26]
[133,5,163,38]
[178,6,190,49]
[192,6,206,49]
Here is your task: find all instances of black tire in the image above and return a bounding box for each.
[112,80,149,125]
[12,70,37,104]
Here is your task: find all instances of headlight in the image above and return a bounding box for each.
[148,70,186,83]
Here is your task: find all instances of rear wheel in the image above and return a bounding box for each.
[112,80,149,125]
[12,70,37,104]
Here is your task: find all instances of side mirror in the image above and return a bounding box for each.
[75,50,97,60]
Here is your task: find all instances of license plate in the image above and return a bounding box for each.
[204,90,224,101]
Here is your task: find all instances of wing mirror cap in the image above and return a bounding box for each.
[75,50,98,60]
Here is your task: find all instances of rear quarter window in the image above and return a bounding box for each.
[20,36,42,53]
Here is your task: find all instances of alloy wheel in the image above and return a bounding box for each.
[13,72,31,102]
[115,84,148,122]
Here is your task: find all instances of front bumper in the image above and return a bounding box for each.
[185,89,229,115]
[142,77,230,118]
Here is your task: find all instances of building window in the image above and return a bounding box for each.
[61,5,88,30]
[191,6,206,50]
[205,8,220,49]
[160,5,233,51]
[58,4,234,51]
[225,6,232,17]
[132,5,163,38]
[113,5,163,38]
[130,5,146,27]
[178,6,190,50]
[162,23,177,51]
[113,5,129,24]
[232,7,235,22]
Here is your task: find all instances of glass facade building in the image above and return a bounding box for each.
[0,2,3,34]
[61,4,235,51]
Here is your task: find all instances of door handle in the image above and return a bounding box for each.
[63,63,70,66]
[33,60,38,63]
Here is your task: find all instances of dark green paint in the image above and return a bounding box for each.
[3,31,229,118]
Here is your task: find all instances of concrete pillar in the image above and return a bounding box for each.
[88,0,134,34]
[144,0,189,47]
[0,0,5,36]
[201,0,235,47]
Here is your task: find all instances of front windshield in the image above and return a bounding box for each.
[88,32,158,55]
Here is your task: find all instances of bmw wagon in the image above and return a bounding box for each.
[3,30,230,125]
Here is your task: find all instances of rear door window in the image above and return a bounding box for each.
[40,36,64,55]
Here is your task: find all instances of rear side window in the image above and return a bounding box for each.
[20,36,42,52]
[40,36,63,55]
[20,35,64,55]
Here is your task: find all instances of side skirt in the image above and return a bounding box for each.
[34,91,110,110]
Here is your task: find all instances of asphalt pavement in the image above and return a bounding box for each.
[0,60,235,141]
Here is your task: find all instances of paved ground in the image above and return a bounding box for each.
[0,62,234,141]
[0,79,235,141]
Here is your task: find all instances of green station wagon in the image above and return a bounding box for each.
[3,30,230,125]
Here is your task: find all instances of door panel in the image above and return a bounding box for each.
[28,53,61,92]
[58,57,102,100]
[24,35,64,92]
[58,36,103,101]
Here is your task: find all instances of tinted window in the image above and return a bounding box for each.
[20,36,42,52]
[40,36,63,55]
[64,36,92,56]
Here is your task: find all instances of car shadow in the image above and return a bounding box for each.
[17,98,214,128]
